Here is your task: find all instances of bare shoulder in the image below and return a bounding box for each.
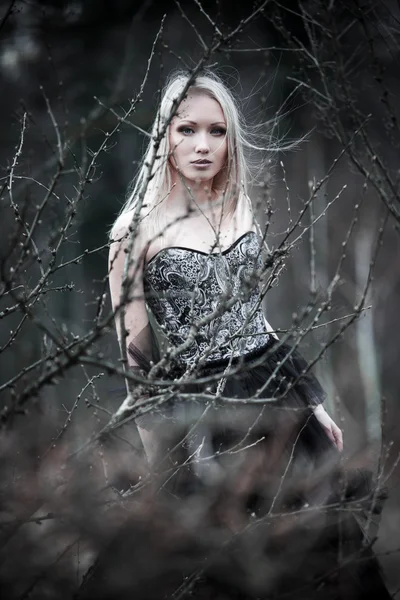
[235,194,257,232]
[111,210,151,247]
[110,210,136,243]
[245,209,257,232]
[109,210,150,270]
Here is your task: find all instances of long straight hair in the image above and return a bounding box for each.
[111,70,273,241]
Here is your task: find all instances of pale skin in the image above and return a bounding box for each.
[108,90,343,459]
[147,90,249,259]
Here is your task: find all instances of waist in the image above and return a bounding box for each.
[168,337,276,378]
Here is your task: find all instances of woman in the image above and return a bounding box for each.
[107,71,389,598]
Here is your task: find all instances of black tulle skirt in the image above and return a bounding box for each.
[128,339,391,599]
[135,339,337,475]
[82,340,392,600]
[135,338,344,468]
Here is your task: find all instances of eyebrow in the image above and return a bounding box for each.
[178,120,226,126]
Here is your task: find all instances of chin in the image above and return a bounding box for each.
[182,172,215,185]
[193,168,219,179]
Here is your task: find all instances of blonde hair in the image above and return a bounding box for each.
[111,70,274,241]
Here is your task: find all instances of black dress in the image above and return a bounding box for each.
[120,230,391,599]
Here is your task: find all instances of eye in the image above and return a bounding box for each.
[177,126,194,135]
[211,127,226,136]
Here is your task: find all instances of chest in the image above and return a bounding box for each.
[143,231,262,300]
[145,219,256,264]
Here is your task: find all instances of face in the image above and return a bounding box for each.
[168,91,228,187]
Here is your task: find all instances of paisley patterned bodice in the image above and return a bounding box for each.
[143,231,271,367]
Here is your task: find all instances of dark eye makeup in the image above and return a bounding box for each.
[211,127,227,135]
[177,125,226,136]
[177,126,194,134]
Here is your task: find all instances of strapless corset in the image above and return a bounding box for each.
[143,231,271,367]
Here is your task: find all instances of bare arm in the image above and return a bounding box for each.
[263,315,279,340]
[109,213,161,461]
[108,212,152,370]
[262,314,343,450]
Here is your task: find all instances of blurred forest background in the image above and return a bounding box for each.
[0,0,400,598]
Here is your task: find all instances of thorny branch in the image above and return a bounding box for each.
[0,1,398,597]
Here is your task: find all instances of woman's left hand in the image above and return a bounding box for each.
[313,405,343,452]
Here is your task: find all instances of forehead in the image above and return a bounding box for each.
[175,91,226,123]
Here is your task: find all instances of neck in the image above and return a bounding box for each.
[170,175,217,206]
[167,176,226,220]
[165,170,236,229]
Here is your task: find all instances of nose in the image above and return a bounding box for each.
[195,132,210,154]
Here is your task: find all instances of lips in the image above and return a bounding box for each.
[192,159,212,164]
